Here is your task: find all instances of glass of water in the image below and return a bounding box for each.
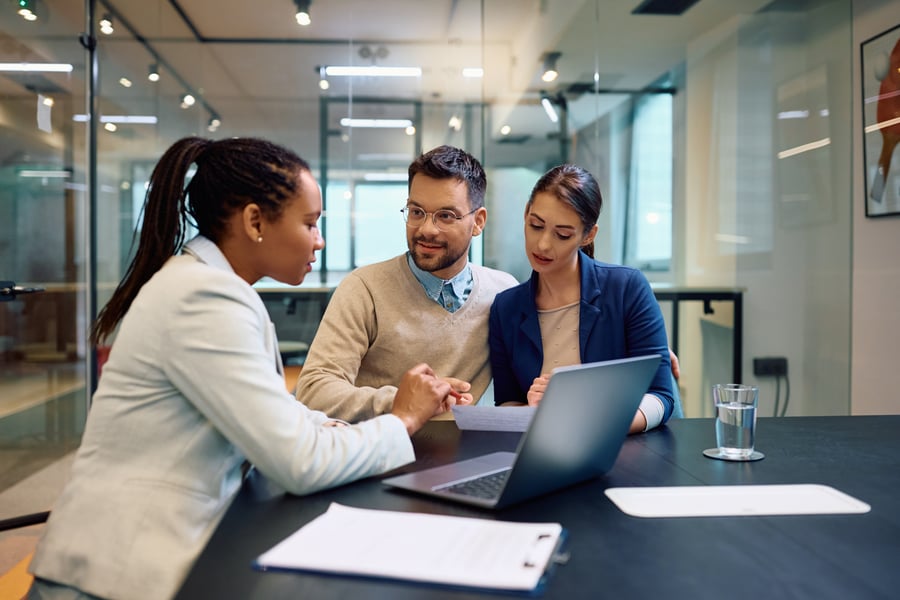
[703,384,765,462]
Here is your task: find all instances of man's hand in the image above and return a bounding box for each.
[391,364,452,435]
[435,377,473,415]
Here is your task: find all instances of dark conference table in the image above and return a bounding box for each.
[176,416,900,599]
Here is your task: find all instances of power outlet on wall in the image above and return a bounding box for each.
[753,356,788,377]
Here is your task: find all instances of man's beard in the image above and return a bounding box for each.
[410,236,467,273]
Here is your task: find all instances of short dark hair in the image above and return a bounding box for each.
[408,145,486,209]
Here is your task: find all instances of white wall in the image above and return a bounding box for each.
[851,0,900,415]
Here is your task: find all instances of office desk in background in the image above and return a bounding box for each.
[652,286,744,383]
[177,416,900,600]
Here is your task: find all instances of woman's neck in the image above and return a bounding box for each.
[535,257,581,310]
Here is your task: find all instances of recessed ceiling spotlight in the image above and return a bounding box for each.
[294,0,311,26]
[99,13,114,35]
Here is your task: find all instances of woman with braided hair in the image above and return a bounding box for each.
[27,137,452,600]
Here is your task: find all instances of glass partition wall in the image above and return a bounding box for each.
[1,0,851,514]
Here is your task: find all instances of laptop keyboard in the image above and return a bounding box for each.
[437,469,511,500]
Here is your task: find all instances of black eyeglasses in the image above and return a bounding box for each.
[400,205,478,232]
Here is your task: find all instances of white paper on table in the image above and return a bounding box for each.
[452,405,536,432]
[254,503,564,592]
[604,484,871,518]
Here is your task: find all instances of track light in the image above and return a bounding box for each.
[181,93,196,109]
[294,0,311,26]
[99,13,114,35]
[540,52,561,83]
[148,63,160,82]
[317,66,329,90]
[207,114,221,132]
[540,92,558,123]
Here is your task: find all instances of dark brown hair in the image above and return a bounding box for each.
[91,136,309,344]
[408,145,487,209]
[528,164,603,258]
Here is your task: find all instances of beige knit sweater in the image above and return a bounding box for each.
[296,254,517,422]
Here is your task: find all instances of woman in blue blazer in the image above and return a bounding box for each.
[489,164,676,433]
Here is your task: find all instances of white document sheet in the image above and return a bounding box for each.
[604,484,871,518]
[452,405,536,432]
[255,503,564,592]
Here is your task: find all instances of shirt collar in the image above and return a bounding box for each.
[406,252,472,303]
[182,235,235,274]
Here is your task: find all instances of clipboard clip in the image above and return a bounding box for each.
[522,531,569,568]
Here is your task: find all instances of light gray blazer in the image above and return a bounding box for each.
[30,236,414,600]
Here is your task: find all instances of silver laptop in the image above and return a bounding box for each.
[382,354,661,509]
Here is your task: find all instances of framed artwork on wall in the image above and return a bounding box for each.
[862,23,900,218]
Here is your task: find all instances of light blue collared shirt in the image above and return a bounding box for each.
[406,253,473,313]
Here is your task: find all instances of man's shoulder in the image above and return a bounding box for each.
[472,263,518,289]
[336,255,407,286]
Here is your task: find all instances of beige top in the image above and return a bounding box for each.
[296,254,517,422]
[538,301,581,374]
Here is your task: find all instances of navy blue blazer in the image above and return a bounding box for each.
[488,251,675,421]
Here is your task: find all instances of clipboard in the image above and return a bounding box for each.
[254,502,569,595]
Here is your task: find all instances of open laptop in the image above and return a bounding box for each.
[382,354,662,509]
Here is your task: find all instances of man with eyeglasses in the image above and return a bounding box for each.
[295,145,518,422]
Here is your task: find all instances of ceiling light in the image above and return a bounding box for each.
[340,118,413,128]
[207,115,221,132]
[324,66,421,78]
[500,125,512,136]
[363,173,408,182]
[181,93,196,109]
[405,126,416,136]
[448,115,462,131]
[18,170,70,179]
[462,67,483,78]
[99,13,114,35]
[104,122,117,132]
[17,0,36,20]
[294,0,311,26]
[73,114,158,124]
[317,66,329,90]
[0,63,73,73]
[119,77,132,88]
[42,96,54,107]
[540,93,559,123]
[540,52,561,83]
[148,63,160,82]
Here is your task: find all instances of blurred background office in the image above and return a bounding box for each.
[1,0,899,575]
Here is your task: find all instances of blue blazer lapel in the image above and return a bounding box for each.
[578,252,606,359]
[520,274,544,352]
